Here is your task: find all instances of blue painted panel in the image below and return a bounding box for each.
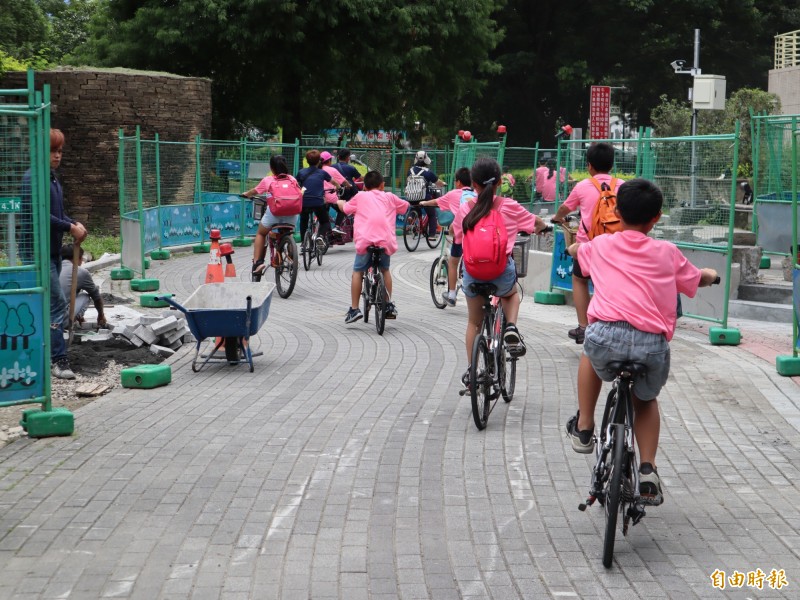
[0,292,45,404]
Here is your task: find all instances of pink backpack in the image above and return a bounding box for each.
[267,175,303,216]
[462,203,509,280]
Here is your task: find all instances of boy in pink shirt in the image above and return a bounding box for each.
[338,171,409,323]
[565,179,718,506]
[552,142,622,344]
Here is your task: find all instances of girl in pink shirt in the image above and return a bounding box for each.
[320,151,352,233]
[452,158,547,375]
[540,159,568,202]
[565,179,718,506]
[338,171,409,324]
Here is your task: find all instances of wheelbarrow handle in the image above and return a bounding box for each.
[154,294,186,313]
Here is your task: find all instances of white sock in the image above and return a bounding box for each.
[448,290,457,300]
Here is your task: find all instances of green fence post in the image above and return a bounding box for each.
[533,140,567,305]
[233,137,252,247]
[40,81,54,413]
[129,126,159,291]
[192,134,209,253]
[151,133,170,260]
[111,129,134,278]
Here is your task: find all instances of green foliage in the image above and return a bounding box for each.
[650,94,692,137]
[82,232,120,258]
[0,0,49,59]
[39,0,98,62]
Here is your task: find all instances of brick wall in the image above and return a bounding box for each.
[0,69,211,233]
[768,66,800,115]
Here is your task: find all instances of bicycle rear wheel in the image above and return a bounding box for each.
[426,227,443,249]
[375,275,387,335]
[470,334,492,430]
[430,257,449,308]
[275,236,298,298]
[362,276,371,323]
[315,236,325,266]
[403,211,421,252]
[602,423,625,568]
[302,231,313,271]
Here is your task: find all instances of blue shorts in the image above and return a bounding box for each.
[583,321,670,401]
[450,242,463,258]
[462,257,517,298]
[260,209,297,230]
[354,251,390,272]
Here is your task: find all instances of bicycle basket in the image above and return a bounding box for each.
[512,234,532,278]
[252,197,267,222]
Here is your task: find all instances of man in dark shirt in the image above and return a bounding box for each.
[407,151,444,240]
[296,149,341,244]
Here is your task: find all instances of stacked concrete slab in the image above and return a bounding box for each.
[113,310,193,356]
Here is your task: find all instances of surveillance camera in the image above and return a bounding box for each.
[670,59,686,71]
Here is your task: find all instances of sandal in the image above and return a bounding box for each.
[251,259,266,281]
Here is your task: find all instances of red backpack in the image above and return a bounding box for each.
[267,175,303,216]
[462,202,509,280]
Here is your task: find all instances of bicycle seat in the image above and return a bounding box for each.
[469,282,497,298]
[272,223,295,232]
[607,361,648,377]
[366,245,386,255]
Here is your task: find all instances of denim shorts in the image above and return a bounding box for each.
[450,242,463,258]
[354,251,390,272]
[260,209,297,229]
[583,321,670,401]
[462,257,517,298]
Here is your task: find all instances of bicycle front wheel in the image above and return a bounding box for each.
[302,231,313,271]
[275,236,298,298]
[602,423,625,568]
[470,334,492,430]
[375,275,387,335]
[403,211,421,252]
[430,257,449,308]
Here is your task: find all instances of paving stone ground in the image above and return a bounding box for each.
[1,243,799,600]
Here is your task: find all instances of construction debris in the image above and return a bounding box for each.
[76,305,194,353]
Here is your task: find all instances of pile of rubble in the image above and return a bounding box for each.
[80,306,194,357]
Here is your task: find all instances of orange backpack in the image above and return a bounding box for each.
[583,177,620,239]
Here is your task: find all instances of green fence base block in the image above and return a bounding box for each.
[121,364,172,389]
[232,238,253,247]
[709,327,741,346]
[293,233,302,243]
[20,407,74,437]
[759,256,771,269]
[151,249,171,260]
[776,355,800,376]
[110,267,134,280]
[395,227,404,236]
[534,290,567,305]
[193,243,210,254]
[130,278,160,292]
[143,258,151,269]
[140,292,173,308]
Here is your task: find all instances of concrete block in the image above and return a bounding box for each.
[183,333,195,344]
[130,335,145,348]
[151,315,179,336]
[133,325,157,345]
[149,344,175,357]
[88,332,114,342]
[112,324,127,336]
[168,339,184,350]
[162,325,189,345]
[139,315,162,326]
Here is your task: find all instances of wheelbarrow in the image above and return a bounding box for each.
[157,282,274,373]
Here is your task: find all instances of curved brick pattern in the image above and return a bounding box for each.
[1,243,799,599]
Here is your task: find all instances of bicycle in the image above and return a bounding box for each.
[300,211,326,271]
[429,224,463,309]
[458,283,516,430]
[578,279,719,568]
[403,201,443,252]
[250,196,299,299]
[361,246,390,336]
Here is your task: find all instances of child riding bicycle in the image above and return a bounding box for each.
[421,166,475,307]
[338,171,409,324]
[452,158,548,379]
[297,149,342,246]
[564,179,718,506]
[241,154,300,277]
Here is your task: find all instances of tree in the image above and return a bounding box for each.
[36,0,98,62]
[0,0,49,59]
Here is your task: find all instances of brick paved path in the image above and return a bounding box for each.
[1,243,799,599]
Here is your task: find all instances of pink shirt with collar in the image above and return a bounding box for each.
[437,186,475,214]
[322,164,347,203]
[540,167,567,202]
[254,173,299,194]
[563,174,622,243]
[534,166,548,196]
[452,195,538,256]
[577,230,702,340]
[343,189,409,255]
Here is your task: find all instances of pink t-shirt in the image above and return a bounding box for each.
[343,189,409,255]
[540,167,567,202]
[452,195,538,256]
[254,174,298,195]
[577,230,702,340]
[437,187,476,214]
[563,174,622,243]
[534,166,548,196]
[322,165,347,203]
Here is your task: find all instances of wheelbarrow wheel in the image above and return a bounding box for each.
[224,337,239,364]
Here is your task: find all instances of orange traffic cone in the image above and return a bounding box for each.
[205,229,224,284]
[219,242,236,278]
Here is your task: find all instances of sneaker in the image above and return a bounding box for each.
[315,236,328,255]
[503,324,527,357]
[568,324,586,344]
[565,412,594,454]
[345,307,363,324]
[639,463,664,506]
[385,302,398,319]
[442,293,456,308]
[52,358,76,380]
[331,226,345,236]
[461,369,471,389]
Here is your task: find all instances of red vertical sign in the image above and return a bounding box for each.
[589,86,611,140]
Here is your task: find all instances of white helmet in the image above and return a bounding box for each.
[415,150,431,166]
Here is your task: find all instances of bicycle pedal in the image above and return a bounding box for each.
[458,388,468,397]
[578,496,596,511]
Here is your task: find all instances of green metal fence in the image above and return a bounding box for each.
[0,71,52,410]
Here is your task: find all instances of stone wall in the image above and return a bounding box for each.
[769,66,800,115]
[0,68,211,233]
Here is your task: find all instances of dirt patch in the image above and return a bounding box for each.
[101,292,132,304]
[0,337,166,439]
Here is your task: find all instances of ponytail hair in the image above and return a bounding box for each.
[270,154,289,176]
[462,158,501,232]
[546,159,556,180]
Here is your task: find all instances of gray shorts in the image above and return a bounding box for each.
[583,321,670,401]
